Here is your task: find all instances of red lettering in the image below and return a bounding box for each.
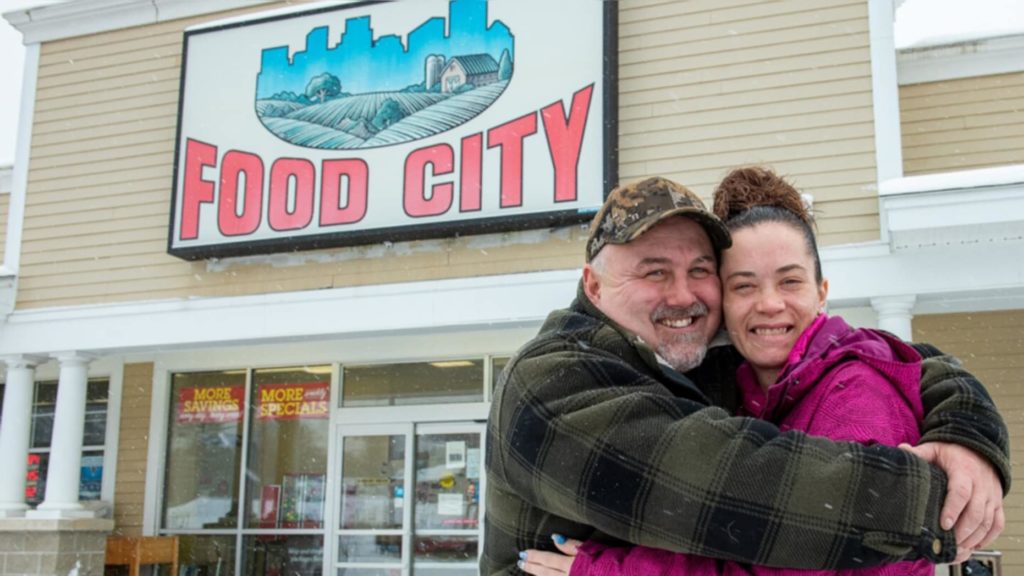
[460,133,483,212]
[487,113,537,208]
[181,138,218,240]
[218,150,264,236]
[268,158,315,231]
[404,144,454,217]
[541,84,592,203]
[320,159,368,226]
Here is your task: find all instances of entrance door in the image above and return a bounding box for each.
[332,422,485,575]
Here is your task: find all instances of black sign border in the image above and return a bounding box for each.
[167,0,618,261]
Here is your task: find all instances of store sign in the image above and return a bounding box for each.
[176,385,245,423]
[169,0,616,260]
[256,382,330,420]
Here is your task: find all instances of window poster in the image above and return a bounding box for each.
[255,381,330,420]
[445,440,466,469]
[176,385,244,424]
[80,454,104,500]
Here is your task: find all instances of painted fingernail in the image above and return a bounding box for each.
[553,533,566,545]
[519,551,528,560]
[517,560,526,570]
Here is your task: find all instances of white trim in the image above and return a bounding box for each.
[0,270,579,356]
[143,361,171,535]
[868,0,904,188]
[883,185,1024,232]
[880,164,1024,196]
[898,34,1024,85]
[821,239,1024,314]
[101,358,124,505]
[0,166,11,195]
[3,0,276,44]
[2,43,38,286]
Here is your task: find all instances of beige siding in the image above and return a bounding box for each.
[619,0,881,246]
[914,310,1024,572]
[900,72,1024,175]
[111,362,154,537]
[19,0,880,309]
[18,1,584,310]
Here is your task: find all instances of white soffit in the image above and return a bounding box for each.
[880,165,1024,249]
[898,34,1024,85]
[3,0,277,44]
[0,269,580,356]
[0,166,11,194]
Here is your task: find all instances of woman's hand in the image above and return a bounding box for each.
[518,534,583,575]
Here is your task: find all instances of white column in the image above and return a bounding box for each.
[871,295,917,340]
[0,355,46,517]
[29,352,96,518]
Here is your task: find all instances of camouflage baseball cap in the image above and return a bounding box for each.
[585,176,731,262]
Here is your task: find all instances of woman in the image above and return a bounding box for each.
[519,166,932,576]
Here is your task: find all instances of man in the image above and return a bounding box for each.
[482,177,1009,575]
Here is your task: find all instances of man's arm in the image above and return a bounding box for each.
[489,345,954,570]
[912,344,1010,492]
[905,344,1010,560]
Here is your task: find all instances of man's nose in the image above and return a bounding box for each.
[664,277,698,308]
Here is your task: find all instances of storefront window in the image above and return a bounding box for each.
[164,370,245,530]
[178,534,237,576]
[341,360,483,406]
[21,378,109,505]
[243,535,324,576]
[246,367,331,530]
[490,356,510,393]
[162,358,491,575]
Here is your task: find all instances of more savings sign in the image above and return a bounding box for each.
[168,0,616,260]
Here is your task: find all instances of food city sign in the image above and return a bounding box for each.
[168,0,616,260]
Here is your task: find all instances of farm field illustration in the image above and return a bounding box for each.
[255,0,514,150]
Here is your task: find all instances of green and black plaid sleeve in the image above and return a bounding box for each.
[911,343,1011,491]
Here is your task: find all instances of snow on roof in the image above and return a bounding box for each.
[880,164,1024,196]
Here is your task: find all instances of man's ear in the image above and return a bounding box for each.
[582,264,601,304]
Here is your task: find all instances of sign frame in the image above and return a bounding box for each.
[167,0,619,260]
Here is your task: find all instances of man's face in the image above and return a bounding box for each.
[583,217,722,371]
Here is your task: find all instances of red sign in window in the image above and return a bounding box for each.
[25,454,40,499]
[255,382,329,420]
[176,386,244,424]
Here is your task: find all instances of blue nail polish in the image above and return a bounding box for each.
[553,533,566,545]
[519,550,528,560]
[517,560,525,570]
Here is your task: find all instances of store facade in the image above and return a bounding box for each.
[1,1,1022,575]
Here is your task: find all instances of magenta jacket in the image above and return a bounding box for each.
[570,315,932,576]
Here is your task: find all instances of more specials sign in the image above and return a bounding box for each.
[168,0,617,260]
[255,382,330,420]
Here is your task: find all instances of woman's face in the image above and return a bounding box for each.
[720,221,828,387]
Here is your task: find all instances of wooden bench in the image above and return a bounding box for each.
[105,536,179,576]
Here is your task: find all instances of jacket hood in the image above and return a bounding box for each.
[759,315,923,422]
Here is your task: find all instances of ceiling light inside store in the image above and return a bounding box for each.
[429,360,476,368]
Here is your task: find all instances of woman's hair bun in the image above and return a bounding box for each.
[712,166,813,227]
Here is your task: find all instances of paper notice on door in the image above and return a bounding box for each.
[466,448,481,479]
[438,493,463,516]
[446,441,466,469]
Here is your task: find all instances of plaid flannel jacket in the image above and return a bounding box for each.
[481,287,1010,575]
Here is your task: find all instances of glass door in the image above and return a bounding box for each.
[333,422,484,576]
